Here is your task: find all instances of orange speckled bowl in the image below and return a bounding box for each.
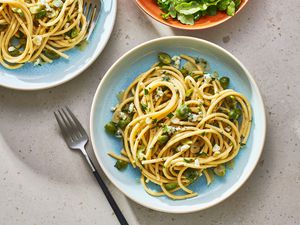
[136,0,248,30]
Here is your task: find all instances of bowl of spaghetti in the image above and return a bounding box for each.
[0,0,116,90]
[90,36,266,213]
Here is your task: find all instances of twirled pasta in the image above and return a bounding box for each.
[106,53,252,200]
[0,0,87,69]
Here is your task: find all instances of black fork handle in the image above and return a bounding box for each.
[90,161,129,225]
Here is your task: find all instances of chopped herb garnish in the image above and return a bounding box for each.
[141,103,148,111]
[184,168,199,183]
[179,67,188,76]
[197,152,208,157]
[144,89,149,95]
[167,113,174,119]
[240,143,246,148]
[162,76,170,81]
[43,49,60,60]
[183,158,193,163]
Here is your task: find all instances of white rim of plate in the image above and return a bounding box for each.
[0,0,117,91]
[90,36,266,213]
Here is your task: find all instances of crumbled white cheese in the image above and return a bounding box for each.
[188,113,198,122]
[146,117,152,124]
[157,87,164,96]
[198,111,203,116]
[128,103,135,113]
[52,0,63,8]
[32,35,42,46]
[115,129,122,138]
[204,73,212,83]
[171,117,180,124]
[119,112,127,120]
[172,55,181,69]
[154,87,164,100]
[33,58,42,66]
[211,72,219,79]
[225,126,232,132]
[46,4,52,11]
[194,158,200,166]
[177,144,190,152]
[175,127,181,131]
[110,105,118,112]
[164,125,176,135]
[8,46,15,52]
[212,144,221,152]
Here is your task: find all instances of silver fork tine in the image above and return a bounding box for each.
[84,0,101,40]
[61,108,81,139]
[54,111,72,143]
[86,6,97,40]
[65,106,88,138]
[57,109,76,141]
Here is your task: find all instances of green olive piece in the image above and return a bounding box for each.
[184,168,198,183]
[219,76,230,89]
[213,164,226,177]
[114,160,128,171]
[180,67,188,76]
[165,182,177,190]
[118,117,130,129]
[158,52,172,65]
[176,104,191,120]
[105,121,117,135]
[43,49,60,60]
[35,10,47,19]
[228,108,242,121]
[158,135,169,145]
[9,49,21,56]
[185,88,193,98]
[225,95,237,108]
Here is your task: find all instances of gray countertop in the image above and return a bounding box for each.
[0,0,299,224]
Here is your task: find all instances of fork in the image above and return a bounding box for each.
[54,107,128,225]
[83,0,101,40]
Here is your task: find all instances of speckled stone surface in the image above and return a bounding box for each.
[0,0,299,225]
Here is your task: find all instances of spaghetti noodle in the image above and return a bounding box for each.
[105,53,252,200]
[0,0,87,69]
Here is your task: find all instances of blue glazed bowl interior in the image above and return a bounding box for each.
[90,37,265,213]
[0,0,115,90]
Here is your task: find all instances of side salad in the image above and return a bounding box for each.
[156,0,242,25]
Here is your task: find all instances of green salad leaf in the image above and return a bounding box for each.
[156,0,240,25]
[175,1,207,15]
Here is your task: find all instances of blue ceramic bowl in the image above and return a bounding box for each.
[90,36,266,213]
[0,0,116,90]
